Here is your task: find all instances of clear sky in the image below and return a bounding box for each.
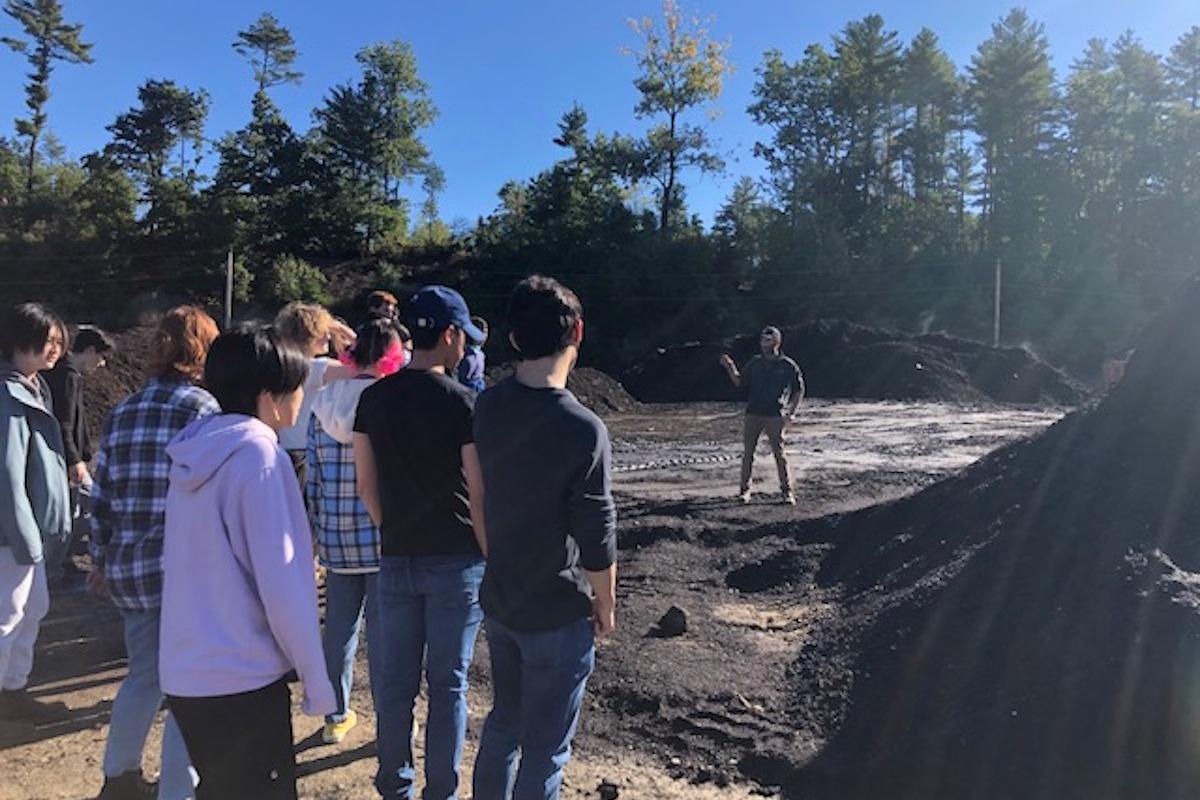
[1,1,1196,228]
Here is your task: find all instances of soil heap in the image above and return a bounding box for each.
[484,364,640,415]
[784,276,1200,798]
[82,325,156,437]
[624,320,1085,405]
[86,328,641,431]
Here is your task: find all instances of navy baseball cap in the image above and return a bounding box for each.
[405,286,486,344]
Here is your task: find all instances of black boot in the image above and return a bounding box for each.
[96,771,156,800]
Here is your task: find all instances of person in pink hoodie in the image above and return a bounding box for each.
[160,324,336,800]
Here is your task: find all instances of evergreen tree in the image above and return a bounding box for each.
[1,0,91,194]
[233,12,302,94]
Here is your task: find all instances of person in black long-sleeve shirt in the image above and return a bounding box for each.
[42,326,113,581]
[472,276,617,800]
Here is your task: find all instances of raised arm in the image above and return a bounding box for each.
[719,353,742,388]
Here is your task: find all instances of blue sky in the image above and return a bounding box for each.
[1,1,1195,228]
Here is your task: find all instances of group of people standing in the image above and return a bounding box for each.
[0,275,617,800]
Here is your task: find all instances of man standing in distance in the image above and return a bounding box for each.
[719,326,804,505]
[472,276,617,800]
[353,286,488,800]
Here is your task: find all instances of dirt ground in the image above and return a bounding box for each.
[1,400,1063,800]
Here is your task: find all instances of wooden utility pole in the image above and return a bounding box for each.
[225,250,234,329]
[992,255,1002,347]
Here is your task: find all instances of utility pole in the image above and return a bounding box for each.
[993,255,1002,348]
[225,250,234,329]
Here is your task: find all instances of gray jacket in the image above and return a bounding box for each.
[0,361,70,565]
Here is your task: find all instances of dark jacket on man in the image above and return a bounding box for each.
[43,359,91,466]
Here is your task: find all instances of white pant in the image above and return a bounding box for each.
[0,546,49,691]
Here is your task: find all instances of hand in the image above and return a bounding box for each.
[330,320,356,355]
[592,597,616,638]
[86,568,109,599]
[69,462,89,485]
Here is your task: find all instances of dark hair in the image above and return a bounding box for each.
[150,306,219,382]
[507,276,582,360]
[367,290,398,314]
[394,322,412,344]
[0,303,67,360]
[204,324,309,416]
[409,323,449,352]
[349,318,400,368]
[72,325,115,355]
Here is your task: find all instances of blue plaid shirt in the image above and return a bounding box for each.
[90,379,219,610]
[306,414,380,572]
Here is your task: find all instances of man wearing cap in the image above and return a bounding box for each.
[719,326,805,505]
[353,286,488,799]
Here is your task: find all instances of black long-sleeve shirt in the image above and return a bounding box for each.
[474,378,616,632]
[43,360,91,466]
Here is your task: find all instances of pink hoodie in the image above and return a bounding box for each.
[160,413,335,716]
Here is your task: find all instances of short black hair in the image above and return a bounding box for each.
[350,318,400,368]
[0,303,67,360]
[72,326,115,355]
[204,323,309,417]
[409,323,450,352]
[507,276,582,360]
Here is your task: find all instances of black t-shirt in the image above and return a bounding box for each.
[743,355,805,417]
[353,369,480,557]
[474,378,616,632]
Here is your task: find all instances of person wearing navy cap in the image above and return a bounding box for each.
[353,285,487,799]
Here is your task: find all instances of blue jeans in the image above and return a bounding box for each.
[472,616,595,800]
[103,608,195,800]
[322,571,381,723]
[374,555,485,799]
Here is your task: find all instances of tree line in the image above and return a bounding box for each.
[2,0,1199,374]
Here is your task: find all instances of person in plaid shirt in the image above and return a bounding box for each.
[307,317,407,745]
[89,306,219,800]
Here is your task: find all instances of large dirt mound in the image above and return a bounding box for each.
[82,326,155,437]
[624,320,1085,405]
[86,329,641,432]
[777,277,1200,798]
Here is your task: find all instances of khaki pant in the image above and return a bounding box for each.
[741,415,793,493]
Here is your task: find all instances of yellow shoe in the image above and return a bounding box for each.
[322,709,358,744]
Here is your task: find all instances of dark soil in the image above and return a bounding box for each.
[485,364,641,414]
[598,274,1200,799]
[81,326,156,439]
[781,275,1200,799]
[83,328,641,443]
[624,319,1086,405]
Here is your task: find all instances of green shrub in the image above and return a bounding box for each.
[269,254,329,304]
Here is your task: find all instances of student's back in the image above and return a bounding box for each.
[474,377,615,632]
[354,368,479,557]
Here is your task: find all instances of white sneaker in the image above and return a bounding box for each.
[738,489,752,504]
[781,490,797,506]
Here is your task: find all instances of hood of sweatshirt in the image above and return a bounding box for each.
[310,377,375,445]
[0,359,51,411]
[167,413,278,493]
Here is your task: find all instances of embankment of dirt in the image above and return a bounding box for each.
[624,320,1085,405]
[84,328,641,435]
[770,276,1200,798]
[82,325,156,437]
[485,364,640,415]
